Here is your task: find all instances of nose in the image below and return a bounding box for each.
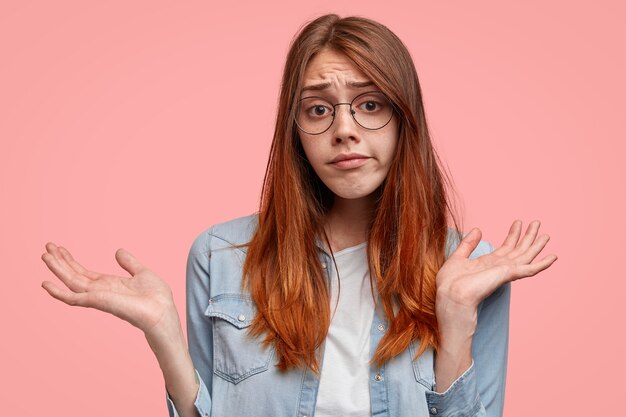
[331,103,359,144]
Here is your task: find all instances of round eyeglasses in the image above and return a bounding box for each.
[295,91,395,135]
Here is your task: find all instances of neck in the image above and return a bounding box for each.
[324,194,377,252]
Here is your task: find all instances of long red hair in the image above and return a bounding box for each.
[242,14,463,372]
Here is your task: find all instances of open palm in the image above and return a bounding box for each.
[437,220,557,312]
[41,243,176,334]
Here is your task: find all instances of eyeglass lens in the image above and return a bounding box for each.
[296,91,393,135]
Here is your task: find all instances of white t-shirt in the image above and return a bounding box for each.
[314,242,376,417]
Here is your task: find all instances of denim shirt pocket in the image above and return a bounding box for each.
[408,340,435,390]
[204,294,275,384]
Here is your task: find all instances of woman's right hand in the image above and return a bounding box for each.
[42,243,202,416]
[41,242,177,336]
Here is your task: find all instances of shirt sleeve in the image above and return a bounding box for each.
[425,240,511,417]
[166,230,215,417]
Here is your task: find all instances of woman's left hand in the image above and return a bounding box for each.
[433,220,557,392]
[435,219,557,334]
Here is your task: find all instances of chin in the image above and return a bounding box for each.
[328,185,381,201]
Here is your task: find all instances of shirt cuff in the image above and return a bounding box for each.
[425,360,483,417]
[166,369,211,417]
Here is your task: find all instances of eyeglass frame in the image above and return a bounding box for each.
[294,90,397,135]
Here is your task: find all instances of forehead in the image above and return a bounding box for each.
[302,48,369,85]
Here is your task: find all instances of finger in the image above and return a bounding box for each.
[115,248,146,276]
[45,242,77,278]
[451,228,482,259]
[41,250,90,293]
[41,281,89,307]
[57,246,99,280]
[517,234,551,264]
[512,220,541,254]
[499,220,523,251]
[510,255,558,280]
[42,281,123,316]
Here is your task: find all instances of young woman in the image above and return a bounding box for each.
[41,15,556,417]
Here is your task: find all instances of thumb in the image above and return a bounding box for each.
[451,228,482,259]
[115,248,146,276]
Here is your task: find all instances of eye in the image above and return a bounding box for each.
[311,105,331,117]
[361,101,379,112]
[352,92,389,114]
[356,99,384,113]
[302,101,332,118]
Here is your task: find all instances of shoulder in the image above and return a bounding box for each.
[189,213,259,254]
[445,227,495,260]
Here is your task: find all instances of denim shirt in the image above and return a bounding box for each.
[166,214,510,417]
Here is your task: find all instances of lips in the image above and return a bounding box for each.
[330,153,370,169]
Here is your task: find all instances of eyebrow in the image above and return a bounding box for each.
[301,80,375,93]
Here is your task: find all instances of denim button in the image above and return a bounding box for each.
[377,324,385,332]
[374,373,383,381]
[321,262,327,269]
[430,407,438,415]
[237,314,246,322]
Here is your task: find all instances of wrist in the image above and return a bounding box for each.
[144,306,186,353]
[436,292,478,334]
[144,314,192,382]
[437,310,477,339]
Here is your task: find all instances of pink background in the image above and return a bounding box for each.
[2,0,624,415]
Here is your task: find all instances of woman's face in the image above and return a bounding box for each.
[298,48,399,203]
